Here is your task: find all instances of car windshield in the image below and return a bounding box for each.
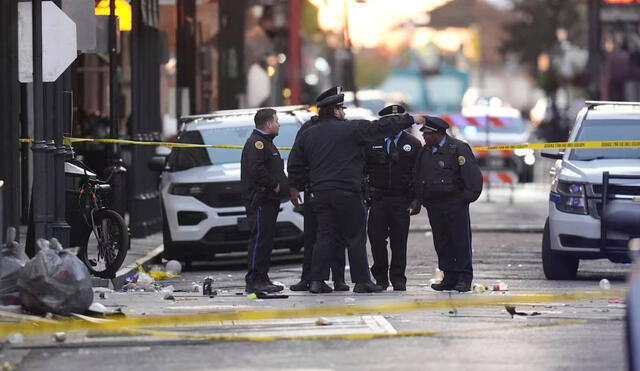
[455,116,525,135]
[569,119,640,161]
[168,122,298,171]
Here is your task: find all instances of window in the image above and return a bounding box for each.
[570,119,640,161]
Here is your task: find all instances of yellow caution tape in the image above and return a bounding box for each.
[473,140,640,151]
[112,319,592,342]
[0,290,624,338]
[19,137,640,152]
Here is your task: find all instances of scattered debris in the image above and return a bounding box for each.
[165,260,182,275]
[599,278,611,290]
[6,333,23,345]
[505,304,541,318]
[254,292,289,299]
[493,282,508,291]
[192,283,203,295]
[148,270,178,281]
[0,227,28,306]
[18,238,93,315]
[92,287,114,294]
[163,293,175,301]
[160,285,175,294]
[99,292,107,300]
[247,293,258,299]
[174,297,198,301]
[202,277,214,296]
[472,283,487,293]
[344,297,356,302]
[429,268,444,285]
[52,332,66,343]
[1,362,13,371]
[315,317,332,326]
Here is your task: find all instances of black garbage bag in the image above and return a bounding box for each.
[0,228,28,305]
[17,238,93,315]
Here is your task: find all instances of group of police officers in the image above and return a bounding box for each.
[240,87,483,294]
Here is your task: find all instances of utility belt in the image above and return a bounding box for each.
[421,177,463,201]
[369,186,409,199]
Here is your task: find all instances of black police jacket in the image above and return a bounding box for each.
[413,135,483,204]
[288,114,414,193]
[365,131,422,199]
[240,129,288,203]
[286,118,318,191]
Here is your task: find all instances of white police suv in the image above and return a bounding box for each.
[157,106,311,265]
[542,101,640,279]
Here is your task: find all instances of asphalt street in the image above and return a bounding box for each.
[7,181,631,371]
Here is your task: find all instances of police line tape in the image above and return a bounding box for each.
[0,289,625,338]
[19,137,640,152]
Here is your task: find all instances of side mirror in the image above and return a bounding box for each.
[541,150,564,160]
[148,156,167,172]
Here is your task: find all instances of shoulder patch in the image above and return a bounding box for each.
[403,144,412,152]
[458,155,466,166]
[255,141,264,150]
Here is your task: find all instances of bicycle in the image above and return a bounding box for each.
[69,159,129,278]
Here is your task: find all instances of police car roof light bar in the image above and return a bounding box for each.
[585,100,640,109]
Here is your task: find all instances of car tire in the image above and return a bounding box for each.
[542,218,579,280]
[161,204,179,261]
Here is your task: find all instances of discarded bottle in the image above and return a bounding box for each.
[165,260,182,275]
[492,282,508,291]
[599,278,611,290]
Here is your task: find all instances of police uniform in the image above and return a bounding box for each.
[365,105,421,291]
[240,129,288,293]
[288,87,415,293]
[288,116,347,292]
[413,116,482,292]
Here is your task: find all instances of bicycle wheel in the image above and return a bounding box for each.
[79,209,129,278]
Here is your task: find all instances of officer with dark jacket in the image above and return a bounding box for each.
[413,116,483,292]
[365,105,422,291]
[288,115,348,293]
[288,86,425,293]
[241,108,289,294]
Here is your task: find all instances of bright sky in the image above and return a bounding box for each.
[309,0,453,48]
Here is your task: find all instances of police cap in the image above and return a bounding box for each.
[378,104,406,116]
[420,115,449,133]
[316,86,345,108]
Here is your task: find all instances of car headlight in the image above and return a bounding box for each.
[550,178,587,214]
[169,183,205,196]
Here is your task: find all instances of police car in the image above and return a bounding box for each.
[156,106,311,265]
[541,101,640,279]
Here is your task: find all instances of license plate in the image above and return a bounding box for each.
[237,217,250,232]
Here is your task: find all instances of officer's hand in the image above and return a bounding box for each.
[411,115,426,126]
[274,183,281,193]
[408,199,421,215]
[289,188,301,206]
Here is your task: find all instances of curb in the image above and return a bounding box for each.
[91,245,164,290]
[409,226,543,234]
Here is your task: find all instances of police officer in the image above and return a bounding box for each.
[365,105,422,291]
[241,108,289,294]
[413,116,482,292]
[288,87,425,293]
[288,101,348,293]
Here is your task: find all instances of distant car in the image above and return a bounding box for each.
[450,105,535,182]
[154,106,310,265]
[541,101,640,279]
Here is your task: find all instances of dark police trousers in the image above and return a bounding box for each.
[245,199,280,284]
[310,190,370,283]
[368,195,410,287]
[425,198,473,281]
[300,191,346,282]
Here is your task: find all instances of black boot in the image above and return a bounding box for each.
[289,280,310,291]
[246,280,278,294]
[454,278,472,292]
[392,283,406,291]
[333,281,350,291]
[430,272,458,291]
[353,281,384,293]
[310,281,333,293]
[376,281,389,291]
[266,280,284,292]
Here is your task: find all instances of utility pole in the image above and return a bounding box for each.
[108,0,127,216]
[31,0,50,242]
